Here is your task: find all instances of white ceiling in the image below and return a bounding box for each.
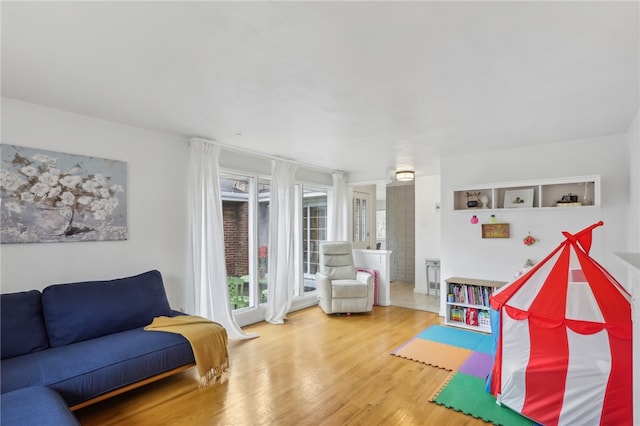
[2,1,638,183]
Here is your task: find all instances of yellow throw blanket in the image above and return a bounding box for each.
[145,315,229,387]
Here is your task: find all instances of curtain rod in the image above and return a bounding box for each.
[189,137,344,176]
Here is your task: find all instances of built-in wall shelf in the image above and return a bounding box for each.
[452,175,600,211]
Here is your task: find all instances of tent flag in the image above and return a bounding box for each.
[487,221,633,426]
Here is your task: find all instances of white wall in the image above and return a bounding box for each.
[414,174,441,294]
[0,99,190,309]
[440,133,630,314]
[623,111,640,426]
[627,111,639,253]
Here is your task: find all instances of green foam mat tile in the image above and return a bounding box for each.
[430,372,534,426]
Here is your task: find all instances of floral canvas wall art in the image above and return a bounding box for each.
[0,145,127,243]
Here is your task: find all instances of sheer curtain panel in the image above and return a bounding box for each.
[187,138,257,340]
[264,160,298,324]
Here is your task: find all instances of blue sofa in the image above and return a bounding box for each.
[0,270,198,425]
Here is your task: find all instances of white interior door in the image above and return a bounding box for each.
[352,191,370,250]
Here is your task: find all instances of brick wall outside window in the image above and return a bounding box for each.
[223,201,249,277]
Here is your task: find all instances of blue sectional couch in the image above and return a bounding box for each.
[0,270,198,425]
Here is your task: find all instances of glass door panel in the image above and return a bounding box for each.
[302,186,327,294]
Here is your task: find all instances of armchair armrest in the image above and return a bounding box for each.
[315,273,332,312]
[355,271,373,286]
[356,271,374,311]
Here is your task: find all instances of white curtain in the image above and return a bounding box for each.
[327,171,348,241]
[186,139,257,340]
[264,160,298,324]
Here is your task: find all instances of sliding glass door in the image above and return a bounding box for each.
[220,174,253,311]
[220,174,329,311]
[220,174,271,311]
[302,186,327,294]
[256,178,270,304]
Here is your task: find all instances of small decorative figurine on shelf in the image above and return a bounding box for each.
[523,233,537,246]
[465,191,482,208]
[479,194,490,209]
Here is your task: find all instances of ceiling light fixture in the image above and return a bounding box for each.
[396,170,415,182]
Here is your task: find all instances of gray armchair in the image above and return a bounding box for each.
[315,241,374,314]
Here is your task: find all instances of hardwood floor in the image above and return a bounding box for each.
[75,306,487,425]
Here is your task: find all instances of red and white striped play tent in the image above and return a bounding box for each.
[488,221,633,426]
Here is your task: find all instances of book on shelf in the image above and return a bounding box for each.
[450,306,491,328]
[465,308,479,326]
[448,283,492,307]
[478,310,491,328]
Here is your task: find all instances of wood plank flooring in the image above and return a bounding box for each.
[75,306,487,425]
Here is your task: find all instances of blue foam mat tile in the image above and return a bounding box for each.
[417,325,493,354]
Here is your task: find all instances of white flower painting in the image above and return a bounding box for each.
[0,145,127,243]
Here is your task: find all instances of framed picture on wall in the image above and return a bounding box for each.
[482,223,510,239]
[0,144,128,243]
[504,189,534,208]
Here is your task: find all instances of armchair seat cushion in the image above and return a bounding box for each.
[332,280,368,298]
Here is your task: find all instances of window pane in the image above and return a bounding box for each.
[353,194,368,243]
[221,175,251,311]
[361,199,367,241]
[257,178,270,304]
[302,186,327,294]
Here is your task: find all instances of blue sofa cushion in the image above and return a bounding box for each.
[0,325,194,406]
[1,290,49,359]
[42,270,172,347]
[0,386,79,426]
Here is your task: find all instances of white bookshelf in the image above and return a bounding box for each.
[444,277,507,333]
